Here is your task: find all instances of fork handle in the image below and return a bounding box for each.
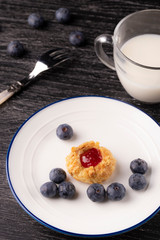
[0,76,34,105]
[0,79,26,105]
[0,89,15,105]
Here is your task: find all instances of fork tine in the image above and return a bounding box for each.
[51,52,68,60]
[52,55,71,67]
[39,48,70,63]
[49,48,71,67]
[47,48,63,55]
[38,48,63,61]
[49,48,65,57]
[53,58,70,67]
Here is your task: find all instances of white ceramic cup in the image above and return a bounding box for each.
[94,9,160,103]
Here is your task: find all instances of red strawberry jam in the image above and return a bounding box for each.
[80,148,102,168]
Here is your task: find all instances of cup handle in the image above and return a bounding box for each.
[94,34,116,71]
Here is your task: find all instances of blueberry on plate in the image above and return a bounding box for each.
[106,182,126,201]
[130,158,148,174]
[7,40,25,57]
[129,173,147,190]
[49,168,67,184]
[28,13,45,28]
[55,8,71,23]
[40,181,58,198]
[87,183,106,202]
[58,181,76,199]
[69,31,85,46]
[56,123,73,140]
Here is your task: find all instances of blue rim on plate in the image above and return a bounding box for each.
[6,95,160,237]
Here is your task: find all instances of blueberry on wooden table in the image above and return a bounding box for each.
[87,183,106,202]
[40,181,58,198]
[69,31,85,46]
[28,13,45,28]
[56,123,73,140]
[55,8,71,23]
[49,168,67,184]
[58,181,76,199]
[7,40,25,57]
[106,182,126,201]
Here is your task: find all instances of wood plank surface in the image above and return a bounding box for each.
[0,0,160,239]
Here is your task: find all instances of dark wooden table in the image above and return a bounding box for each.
[0,0,160,239]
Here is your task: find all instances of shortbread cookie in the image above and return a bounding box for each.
[66,141,116,184]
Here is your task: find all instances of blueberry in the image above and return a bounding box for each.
[56,123,73,140]
[129,173,147,190]
[40,181,58,198]
[130,158,148,174]
[28,13,44,28]
[69,31,85,46]
[49,168,66,184]
[55,8,71,23]
[58,181,76,199]
[87,183,105,202]
[7,40,25,57]
[106,182,126,201]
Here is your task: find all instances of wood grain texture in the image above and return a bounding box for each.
[0,0,160,239]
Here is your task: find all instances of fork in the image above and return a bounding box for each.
[0,48,70,105]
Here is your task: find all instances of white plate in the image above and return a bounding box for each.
[6,96,160,237]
